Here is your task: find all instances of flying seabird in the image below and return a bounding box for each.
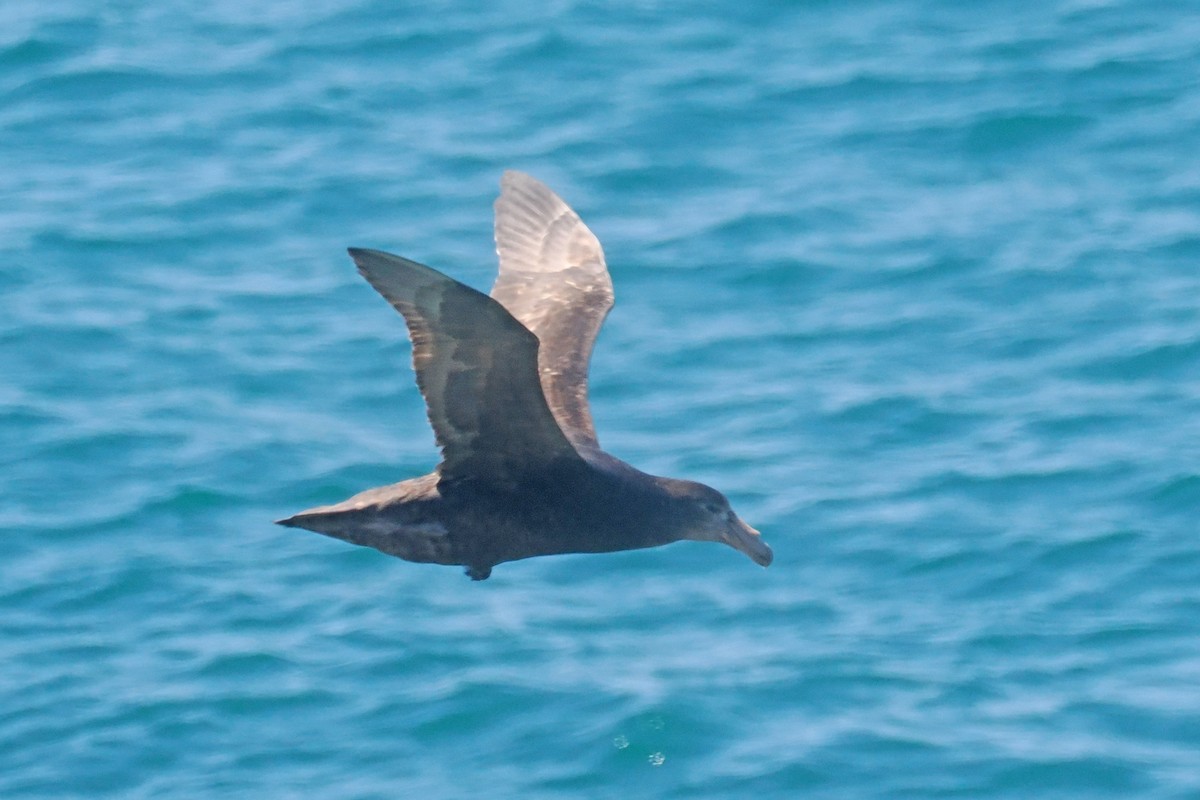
[277,171,773,580]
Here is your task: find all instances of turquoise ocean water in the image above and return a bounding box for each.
[3,1,1199,796]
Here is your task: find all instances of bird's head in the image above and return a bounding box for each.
[662,479,773,567]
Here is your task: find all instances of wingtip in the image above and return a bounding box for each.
[499,169,545,193]
[500,169,528,185]
[346,248,373,282]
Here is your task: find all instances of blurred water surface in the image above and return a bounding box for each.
[2,1,1199,797]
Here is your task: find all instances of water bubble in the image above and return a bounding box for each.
[648,752,665,766]
[613,734,629,750]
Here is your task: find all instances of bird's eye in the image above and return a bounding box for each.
[704,502,722,515]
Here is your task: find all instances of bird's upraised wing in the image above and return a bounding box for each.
[491,171,614,450]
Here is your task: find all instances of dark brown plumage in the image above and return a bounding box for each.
[277,171,772,580]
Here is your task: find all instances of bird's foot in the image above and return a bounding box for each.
[464,565,492,581]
